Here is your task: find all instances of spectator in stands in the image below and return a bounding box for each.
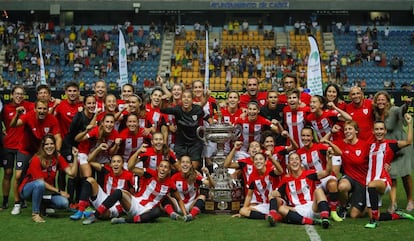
[194,21,201,40]
[391,56,400,73]
[294,21,300,35]
[233,20,240,33]
[228,20,234,35]
[242,19,249,35]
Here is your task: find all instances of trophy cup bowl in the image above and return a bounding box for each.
[196,123,240,145]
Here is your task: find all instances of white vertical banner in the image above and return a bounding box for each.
[37,34,46,84]
[307,35,323,96]
[204,30,209,89]
[118,29,128,87]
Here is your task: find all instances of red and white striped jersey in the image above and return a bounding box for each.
[366,140,399,185]
[296,143,329,172]
[234,115,272,152]
[139,147,177,170]
[279,169,318,206]
[102,165,135,195]
[283,105,310,147]
[135,169,176,207]
[305,110,339,140]
[118,128,146,162]
[171,172,203,205]
[248,167,275,204]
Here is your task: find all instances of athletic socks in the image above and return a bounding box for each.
[327,192,339,212]
[286,210,312,225]
[190,199,204,217]
[249,210,266,220]
[317,201,330,219]
[96,189,123,217]
[164,204,175,216]
[78,200,89,212]
[126,207,163,223]
[79,180,92,201]
[269,198,278,211]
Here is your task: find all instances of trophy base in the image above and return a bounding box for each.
[204,200,243,214]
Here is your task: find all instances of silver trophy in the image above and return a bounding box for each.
[196,112,243,213]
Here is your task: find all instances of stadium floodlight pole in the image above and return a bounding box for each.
[204,29,209,90]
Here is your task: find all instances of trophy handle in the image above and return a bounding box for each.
[196,126,206,142]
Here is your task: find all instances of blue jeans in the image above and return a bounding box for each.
[20,179,69,213]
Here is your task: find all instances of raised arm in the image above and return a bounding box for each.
[264,149,283,175]
[87,143,108,171]
[10,106,25,127]
[316,147,333,180]
[397,113,413,148]
[109,138,122,155]
[127,144,147,174]
[281,130,299,151]
[224,141,242,169]
[327,101,352,121]
[74,124,93,142]
[201,166,215,188]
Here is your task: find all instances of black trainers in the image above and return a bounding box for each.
[314,218,330,229]
[1,202,8,210]
[338,206,347,219]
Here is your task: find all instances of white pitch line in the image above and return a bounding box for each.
[305,225,322,241]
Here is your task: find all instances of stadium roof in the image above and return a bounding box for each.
[1,0,413,11]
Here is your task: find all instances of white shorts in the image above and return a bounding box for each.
[317,175,337,190]
[365,179,391,208]
[251,203,269,215]
[78,153,88,165]
[294,202,314,218]
[129,196,154,216]
[170,197,194,213]
[90,186,121,218]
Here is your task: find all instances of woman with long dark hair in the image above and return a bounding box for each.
[19,134,78,222]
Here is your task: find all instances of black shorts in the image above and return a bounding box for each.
[1,148,18,169]
[341,175,366,212]
[174,141,204,162]
[16,152,32,171]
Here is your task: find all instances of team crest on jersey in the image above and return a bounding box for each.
[44,127,50,133]
[260,99,265,105]
[52,166,57,172]
[355,150,361,156]
[192,115,198,121]
[363,109,368,115]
